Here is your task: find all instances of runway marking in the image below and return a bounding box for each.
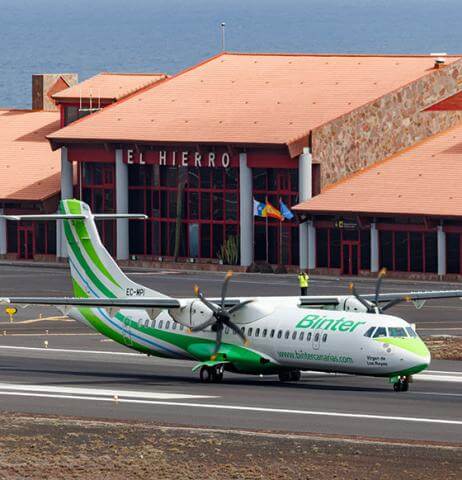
[0,316,72,325]
[0,383,216,400]
[0,345,140,356]
[0,333,98,337]
[0,390,460,426]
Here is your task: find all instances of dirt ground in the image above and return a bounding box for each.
[0,414,460,480]
[424,336,462,360]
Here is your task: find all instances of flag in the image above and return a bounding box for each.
[279,199,294,220]
[264,198,284,221]
[253,198,267,217]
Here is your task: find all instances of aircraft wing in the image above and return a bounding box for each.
[0,297,181,309]
[363,290,462,303]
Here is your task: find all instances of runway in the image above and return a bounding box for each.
[0,333,461,443]
[0,264,461,444]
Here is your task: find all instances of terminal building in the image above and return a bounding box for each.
[2,52,462,279]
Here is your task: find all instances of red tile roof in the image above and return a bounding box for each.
[0,110,61,201]
[48,53,461,154]
[52,72,167,103]
[293,122,462,218]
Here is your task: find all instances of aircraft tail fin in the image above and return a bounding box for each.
[59,199,168,300]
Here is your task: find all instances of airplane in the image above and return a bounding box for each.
[2,199,462,392]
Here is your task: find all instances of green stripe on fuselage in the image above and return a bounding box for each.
[60,200,120,289]
[375,337,430,358]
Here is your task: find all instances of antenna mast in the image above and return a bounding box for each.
[220,22,226,51]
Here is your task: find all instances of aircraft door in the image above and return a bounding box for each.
[312,330,321,350]
[123,315,133,346]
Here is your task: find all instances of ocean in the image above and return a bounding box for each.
[1,0,462,109]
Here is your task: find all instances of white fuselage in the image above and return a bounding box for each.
[70,295,430,377]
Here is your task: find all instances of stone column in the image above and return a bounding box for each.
[239,152,254,267]
[0,208,6,256]
[307,220,316,269]
[57,147,73,258]
[116,149,129,261]
[299,148,312,270]
[370,222,379,273]
[437,225,446,276]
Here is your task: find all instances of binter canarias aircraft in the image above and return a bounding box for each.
[2,199,462,392]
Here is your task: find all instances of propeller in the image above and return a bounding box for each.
[349,268,411,313]
[189,271,252,360]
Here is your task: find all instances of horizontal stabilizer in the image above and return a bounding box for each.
[0,297,181,309]
[1,213,147,221]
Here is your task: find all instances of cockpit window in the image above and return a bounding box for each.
[364,327,375,338]
[388,327,407,338]
[373,327,387,338]
[406,327,417,338]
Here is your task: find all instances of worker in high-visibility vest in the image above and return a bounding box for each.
[298,271,309,296]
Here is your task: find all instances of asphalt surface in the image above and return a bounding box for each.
[0,264,461,443]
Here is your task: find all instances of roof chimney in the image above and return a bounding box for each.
[430,52,447,69]
[32,74,78,111]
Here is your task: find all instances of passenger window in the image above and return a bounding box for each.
[373,327,387,338]
[262,329,268,337]
[270,329,275,338]
[405,327,417,338]
[172,322,177,330]
[299,332,304,340]
[225,327,230,334]
[277,330,282,339]
[165,321,170,329]
[292,331,297,340]
[322,334,328,342]
[285,330,290,339]
[307,332,312,341]
[248,328,253,336]
[364,327,375,338]
[241,327,245,334]
[179,324,184,331]
[152,319,156,328]
[255,328,260,337]
[158,320,163,329]
[388,327,407,337]
[314,333,320,342]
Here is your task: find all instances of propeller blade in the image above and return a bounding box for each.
[375,268,387,308]
[223,318,248,345]
[220,271,233,308]
[194,285,220,314]
[228,299,253,315]
[349,282,373,312]
[381,295,412,312]
[189,316,217,332]
[210,323,224,360]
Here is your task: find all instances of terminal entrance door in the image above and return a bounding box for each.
[341,242,359,276]
[18,225,34,260]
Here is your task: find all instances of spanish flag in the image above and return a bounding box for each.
[264,198,284,221]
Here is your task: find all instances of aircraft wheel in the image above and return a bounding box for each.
[200,366,213,383]
[214,370,224,383]
[290,370,301,381]
[278,371,291,382]
[393,377,409,392]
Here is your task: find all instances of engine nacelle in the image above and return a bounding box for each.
[169,299,214,328]
[340,296,371,313]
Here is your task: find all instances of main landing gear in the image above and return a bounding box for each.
[278,370,302,382]
[199,365,224,383]
[393,376,410,392]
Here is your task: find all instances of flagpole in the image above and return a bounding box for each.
[266,215,269,264]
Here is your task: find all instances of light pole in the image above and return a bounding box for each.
[220,22,226,51]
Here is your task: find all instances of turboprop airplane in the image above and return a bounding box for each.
[2,199,462,392]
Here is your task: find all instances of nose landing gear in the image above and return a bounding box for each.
[393,376,410,392]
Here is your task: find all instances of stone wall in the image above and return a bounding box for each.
[312,59,462,188]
